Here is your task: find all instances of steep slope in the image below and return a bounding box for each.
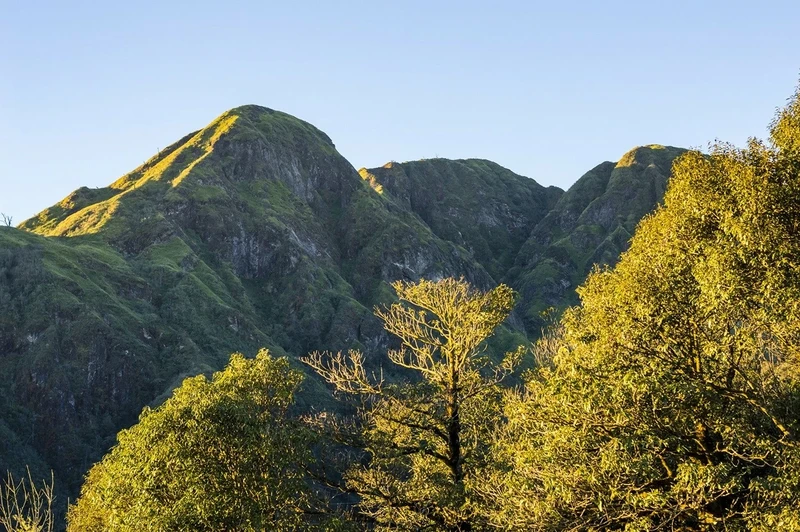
[20,106,497,352]
[0,226,278,494]
[1,106,519,494]
[359,159,562,280]
[508,145,688,331]
[1,105,687,500]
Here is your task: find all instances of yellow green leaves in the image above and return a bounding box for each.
[487,84,800,530]
[67,350,314,532]
[305,278,524,531]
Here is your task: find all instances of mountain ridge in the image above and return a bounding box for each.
[1,104,688,498]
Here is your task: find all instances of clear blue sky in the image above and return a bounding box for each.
[1,0,798,224]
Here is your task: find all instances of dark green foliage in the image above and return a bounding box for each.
[360,159,562,280]
[0,228,278,497]
[508,145,687,332]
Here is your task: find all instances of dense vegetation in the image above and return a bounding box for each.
[5,83,800,530]
[67,351,328,531]
[485,88,800,531]
[507,144,688,331]
[0,103,678,501]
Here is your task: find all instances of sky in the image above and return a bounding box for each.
[1,0,799,224]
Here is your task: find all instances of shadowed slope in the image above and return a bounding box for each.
[3,106,504,495]
[359,158,562,281]
[508,145,688,331]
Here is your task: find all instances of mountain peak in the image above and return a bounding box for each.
[227,103,275,114]
[360,157,563,280]
[20,105,346,238]
[221,105,335,148]
[617,144,685,169]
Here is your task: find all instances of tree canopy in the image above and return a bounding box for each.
[486,87,800,531]
[305,278,522,531]
[66,350,322,532]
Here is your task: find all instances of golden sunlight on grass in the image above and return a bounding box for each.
[171,114,239,188]
[358,168,384,194]
[616,144,667,168]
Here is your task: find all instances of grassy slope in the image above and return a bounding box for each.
[0,226,280,493]
[360,158,562,281]
[1,106,506,494]
[508,145,688,331]
[1,103,687,502]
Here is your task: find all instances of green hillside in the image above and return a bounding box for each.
[0,106,686,497]
[507,144,688,331]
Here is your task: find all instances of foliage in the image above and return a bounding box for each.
[305,278,523,531]
[66,350,321,532]
[487,87,800,531]
[0,469,54,532]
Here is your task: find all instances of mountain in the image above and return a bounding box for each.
[507,145,688,331]
[0,104,686,497]
[359,159,562,281]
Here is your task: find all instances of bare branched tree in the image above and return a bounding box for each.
[0,213,12,227]
[303,278,524,531]
[0,468,55,532]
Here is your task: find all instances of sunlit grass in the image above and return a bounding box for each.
[358,168,384,194]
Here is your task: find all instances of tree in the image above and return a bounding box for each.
[304,278,522,531]
[67,350,326,532]
[0,214,11,228]
[0,469,54,532]
[487,85,800,530]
